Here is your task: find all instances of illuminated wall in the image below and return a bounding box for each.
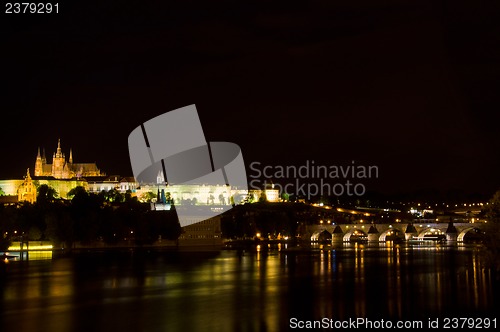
[35,179,88,199]
[136,184,250,205]
[0,178,87,200]
[0,180,24,196]
[135,184,280,205]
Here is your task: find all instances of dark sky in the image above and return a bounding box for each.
[1,0,499,197]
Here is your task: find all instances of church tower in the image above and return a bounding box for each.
[34,147,43,176]
[18,169,37,203]
[33,139,102,179]
[51,139,66,179]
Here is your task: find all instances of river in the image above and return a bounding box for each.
[0,242,498,331]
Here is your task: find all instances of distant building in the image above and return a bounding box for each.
[18,169,37,203]
[0,139,100,200]
[34,139,103,179]
[247,188,280,203]
[0,174,88,200]
[87,175,138,194]
[0,141,282,206]
[137,170,248,207]
[178,215,222,246]
[0,169,38,204]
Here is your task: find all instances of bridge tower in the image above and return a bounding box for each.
[332,225,344,243]
[405,223,418,240]
[367,225,380,242]
[445,222,458,241]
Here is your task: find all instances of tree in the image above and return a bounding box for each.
[0,205,12,250]
[67,186,88,199]
[28,226,42,241]
[67,186,101,244]
[139,191,157,203]
[165,192,172,203]
[483,189,500,275]
[44,205,75,249]
[101,188,123,203]
[485,190,500,224]
[124,189,137,203]
[219,193,226,205]
[37,184,58,204]
[0,186,4,196]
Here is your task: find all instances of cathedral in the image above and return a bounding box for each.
[34,139,103,179]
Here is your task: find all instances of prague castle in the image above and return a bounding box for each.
[35,139,102,179]
[0,139,277,204]
[0,139,104,202]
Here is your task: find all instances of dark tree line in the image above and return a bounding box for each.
[484,189,500,275]
[220,202,313,239]
[0,185,181,250]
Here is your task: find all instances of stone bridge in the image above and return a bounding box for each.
[305,222,487,243]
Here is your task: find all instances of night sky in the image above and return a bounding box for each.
[1,0,499,198]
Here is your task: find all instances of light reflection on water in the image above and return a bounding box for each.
[2,250,53,261]
[0,243,498,332]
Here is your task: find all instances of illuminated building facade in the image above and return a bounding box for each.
[138,171,280,207]
[0,143,280,204]
[34,139,102,179]
[0,176,88,201]
[17,169,37,203]
[87,176,138,194]
[178,215,222,245]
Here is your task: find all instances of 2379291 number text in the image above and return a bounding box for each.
[5,3,58,14]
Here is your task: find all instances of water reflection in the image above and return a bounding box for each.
[2,250,53,261]
[0,243,498,332]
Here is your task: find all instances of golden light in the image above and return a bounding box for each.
[8,244,53,251]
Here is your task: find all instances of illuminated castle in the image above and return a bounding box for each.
[34,139,102,179]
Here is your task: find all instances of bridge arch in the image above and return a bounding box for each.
[379,228,405,242]
[457,227,483,242]
[417,227,446,240]
[343,228,367,242]
[304,222,488,243]
[311,229,332,242]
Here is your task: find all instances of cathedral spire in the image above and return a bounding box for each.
[69,149,73,164]
[35,148,43,177]
[55,139,63,158]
